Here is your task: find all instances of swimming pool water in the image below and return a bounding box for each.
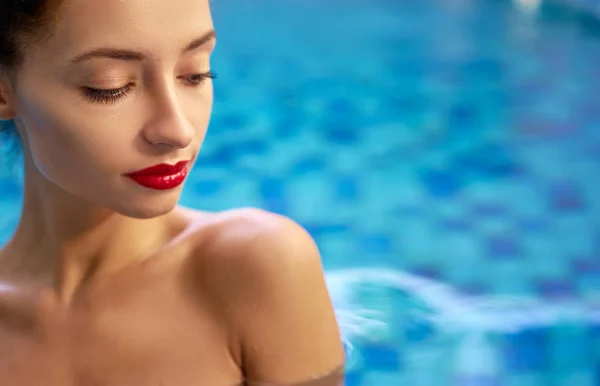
[0,0,599,384]
[551,0,600,15]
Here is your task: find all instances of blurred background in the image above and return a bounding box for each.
[1,0,600,384]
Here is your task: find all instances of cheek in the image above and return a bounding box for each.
[17,94,134,177]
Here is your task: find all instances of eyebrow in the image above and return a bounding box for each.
[69,29,216,64]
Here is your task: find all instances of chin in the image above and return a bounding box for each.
[113,194,180,219]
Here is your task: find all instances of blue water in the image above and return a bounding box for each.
[556,0,600,15]
[1,0,600,384]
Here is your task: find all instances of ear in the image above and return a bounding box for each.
[0,72,17,121]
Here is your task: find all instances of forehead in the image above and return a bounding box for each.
[41,0,213,60]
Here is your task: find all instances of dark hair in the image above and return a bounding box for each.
[0,0,61,76]
[0,0,61,142]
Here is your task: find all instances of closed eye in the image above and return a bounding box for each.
[80,71,217,105]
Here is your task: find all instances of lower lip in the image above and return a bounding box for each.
[126,168,189,190]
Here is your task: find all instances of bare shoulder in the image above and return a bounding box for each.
[186,207,345,384]
[204,207,319,275]
[184,207,321,278]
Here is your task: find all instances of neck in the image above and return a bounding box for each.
[0,152,172,304]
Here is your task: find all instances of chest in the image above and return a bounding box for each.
[0,287,242,386]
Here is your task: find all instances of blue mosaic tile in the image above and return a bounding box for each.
[453,375,502,386]
[297,77,347,95]
[192,179,224,197]
[549,324,593,371]
[447,104,479,130]
[518,218,549,233]
[420,168,466,199]
[537,279,577,299]
[336,175,360,202]
[454,152,488,176]
[459,58,505,80]
[440,217,473,232]
[258,177,285,201]
[271,87,301,106]
[386,94,429,115]
[237,139,267,155]
[327,97,359,117]
[392,204,429,218]
[258,177,288,214]
[404,316,435,343]
[549,181,586,212]
[273,114,303,139]
[0,179,20,197]
[358,233,393,255]
[360,344,403,372]
[453,144,520,180]
[342,372,363,386]
[213,112,248,132]
[595,364,600,386]
[410,265,441,281]
[486,234,523,259]
[471,202,508,217]
[303,223,350,237]
[202,145,237,166]
[289,156,327,177]
[571,258,600,276]
[321,122,360,145]
[231,53,257,80]
[213,84,231,102]
[457,282,491,296]
[502,328,550,372]
[389,59,426,80]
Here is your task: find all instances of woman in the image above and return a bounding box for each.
[0,0,346,384]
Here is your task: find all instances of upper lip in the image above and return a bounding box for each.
[126,160,189,176]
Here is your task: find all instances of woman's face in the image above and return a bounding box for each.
[8,0,215,218]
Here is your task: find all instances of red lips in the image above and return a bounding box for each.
[125,161,190,190]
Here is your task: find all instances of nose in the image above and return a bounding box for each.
[142,89,195,150]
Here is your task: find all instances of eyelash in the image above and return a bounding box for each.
[80,71,217,104]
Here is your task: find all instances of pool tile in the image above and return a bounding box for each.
[360,344,403,371]
[486,234,523,259]
[537,279,577,300]
[453,375,503,386]
[420,168,466,199]
[502,328,549,372]
[550,181,586,212]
